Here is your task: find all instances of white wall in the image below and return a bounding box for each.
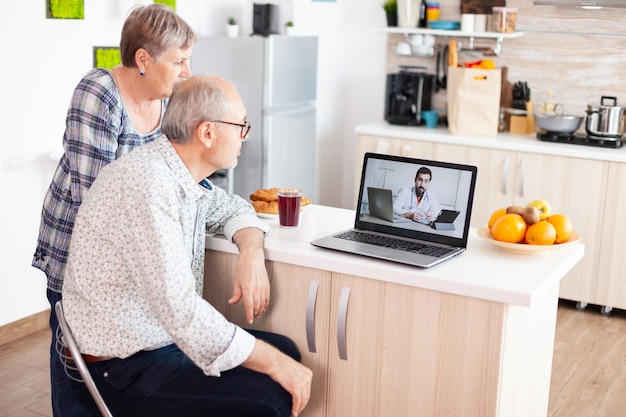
[0,0,386,326]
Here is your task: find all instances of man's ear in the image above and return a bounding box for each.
[197,121,215,148]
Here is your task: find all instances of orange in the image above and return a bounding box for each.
[524,221,557,245]
[480,59,496,69]
[488,208,507,230]
[491,213,527,243]
[547,214,574,244]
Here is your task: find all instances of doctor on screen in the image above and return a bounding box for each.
[393,167,441,224]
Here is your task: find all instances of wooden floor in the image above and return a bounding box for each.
[1,300,626,417]
[548,300,626,417]
[0,327,52,417]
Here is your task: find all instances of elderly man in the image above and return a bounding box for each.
[62,75,312,417]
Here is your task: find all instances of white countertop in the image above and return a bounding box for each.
[355,122,626,163]
[206,205,584,308]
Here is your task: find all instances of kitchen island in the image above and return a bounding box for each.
[204,204,584,417]
[354,123,626,316]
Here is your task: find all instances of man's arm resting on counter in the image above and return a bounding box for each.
[229,227,271,324]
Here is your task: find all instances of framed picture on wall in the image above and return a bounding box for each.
[93,47,121,69]
[47,0,85,19]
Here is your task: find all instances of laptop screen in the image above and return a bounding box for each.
[355,153,478,248]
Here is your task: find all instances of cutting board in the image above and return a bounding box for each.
[460,0,505,15]
[500,66,513,109]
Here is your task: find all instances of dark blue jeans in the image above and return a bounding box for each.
[69,330,300,417]
[47,289,96,417]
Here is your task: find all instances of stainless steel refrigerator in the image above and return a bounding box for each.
[192,35,318,201]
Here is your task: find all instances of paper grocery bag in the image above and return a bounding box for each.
[447,67,501,136]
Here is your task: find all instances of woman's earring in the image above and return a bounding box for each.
[139,70,145,76]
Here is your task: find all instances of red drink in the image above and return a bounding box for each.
[277,188,302,227]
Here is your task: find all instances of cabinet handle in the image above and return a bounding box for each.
[518,158,527,198]
[375,141,390,154]
[306,281,319,353]
[501,157,509,195]
[337,286,351,360]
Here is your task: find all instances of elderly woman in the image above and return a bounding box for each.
[32,4,196,416]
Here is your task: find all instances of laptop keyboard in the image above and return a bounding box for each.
[335,231,454,257]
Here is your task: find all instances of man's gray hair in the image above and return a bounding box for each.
[162,75,231,144]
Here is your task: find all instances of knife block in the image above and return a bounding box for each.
[509,100,535,134]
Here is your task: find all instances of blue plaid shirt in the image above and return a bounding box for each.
[33,68,165,292]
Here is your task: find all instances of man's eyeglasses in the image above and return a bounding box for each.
[211,120,251,140]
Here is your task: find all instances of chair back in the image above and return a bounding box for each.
[55,301,114,417]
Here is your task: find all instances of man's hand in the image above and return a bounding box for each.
[425,211,438,222]
[412,211,426,222]
[230,228,270,324]
[243,339,313,417]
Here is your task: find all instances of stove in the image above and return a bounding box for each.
[537,131,624,149]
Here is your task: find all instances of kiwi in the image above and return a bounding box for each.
[506,205,540,225]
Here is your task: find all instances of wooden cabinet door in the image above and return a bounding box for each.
[514,152,608,305]
[251,262,332,417]
[378,282,504,417]
[204,252,332,417]
[434,144,517,227]
[325,273,386,417]
[596,162,626,309]
[203,250,234,314]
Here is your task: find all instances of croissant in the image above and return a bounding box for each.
[251,200,279,215]
[250,188,311,214]
[250,188,279,202]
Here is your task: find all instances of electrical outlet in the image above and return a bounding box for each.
[2,154,25,172]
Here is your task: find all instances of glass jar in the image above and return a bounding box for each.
[397,0,420,28]
[426,2,440,22]
[492,7,518,33]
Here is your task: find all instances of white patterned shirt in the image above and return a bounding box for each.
[63,135,270,376]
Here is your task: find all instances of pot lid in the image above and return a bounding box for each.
[588,95,622,110]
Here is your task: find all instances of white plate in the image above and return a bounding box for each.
[476,226,581,255]
[254,205,307,219]
[256,212,278,219]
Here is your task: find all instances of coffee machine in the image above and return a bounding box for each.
[384,67,436,126]
[253,3,279,36]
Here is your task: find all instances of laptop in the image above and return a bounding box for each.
[367,187,411,223]
[311,152,478,268]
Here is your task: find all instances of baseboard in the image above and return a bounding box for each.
[0,309,50,346]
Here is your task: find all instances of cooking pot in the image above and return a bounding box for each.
[586,96,626,138]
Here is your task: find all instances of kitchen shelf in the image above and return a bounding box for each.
[380,27,523,56]
[379,27,525,39]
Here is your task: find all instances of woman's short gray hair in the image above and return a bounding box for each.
[162,76,231,144]
[120,3,197,67]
